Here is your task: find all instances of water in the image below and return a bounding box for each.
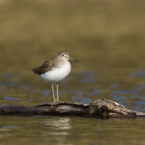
[1,70,145,145]
[0,116,145,145]
[1,0,145,144]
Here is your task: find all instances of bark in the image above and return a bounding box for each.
[0,99,145,119]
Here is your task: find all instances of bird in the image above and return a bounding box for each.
[32,50,78,105]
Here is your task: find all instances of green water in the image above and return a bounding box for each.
[1,0,145,145]
[0,116,145,145]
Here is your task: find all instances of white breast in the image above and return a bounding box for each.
[40,61,71,83]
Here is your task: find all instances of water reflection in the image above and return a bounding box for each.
[43,117,72,145]
[44,117,71,133]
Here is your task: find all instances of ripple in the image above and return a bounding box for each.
[81,72,96,83]
[131,70,145,77]
[131,96,145,99]
[0,103,7,107]
[135,101,145,106]
[71,97,79,101]
[44,117,71,136]
[42,90,50,97]
[110,83,119,88]
[3,72,18,78]
[111,95,129,106]
[3,125,20,129]
[112,90,130,95]
[111,95,127,101]
[3,96,19,101]
[21,84,33,90]
[92,88,102,94]
[80,98,92,103]
[111,90,140,95]
[0,81,17,87]
[44,117,71,130]
[137,85,145,90]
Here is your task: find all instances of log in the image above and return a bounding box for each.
[0,99,145,119]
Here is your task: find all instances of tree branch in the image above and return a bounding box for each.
[0,99,145,119]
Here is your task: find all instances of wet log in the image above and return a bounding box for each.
[0,99,145,119]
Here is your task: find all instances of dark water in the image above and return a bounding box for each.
[1,0,145,145]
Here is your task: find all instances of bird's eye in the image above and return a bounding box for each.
[62,55,64,56]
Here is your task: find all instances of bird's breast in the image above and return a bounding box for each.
[40,61,71,83]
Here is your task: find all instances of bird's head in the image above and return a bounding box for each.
[58,50,78,62]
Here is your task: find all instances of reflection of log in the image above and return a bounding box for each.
[0,99,145,119]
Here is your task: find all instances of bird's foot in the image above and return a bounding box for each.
[51,100,64,107]
[51,100,56,107]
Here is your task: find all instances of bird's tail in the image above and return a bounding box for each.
[32,68,40,74]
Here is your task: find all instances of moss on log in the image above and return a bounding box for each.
[0,99,145,119]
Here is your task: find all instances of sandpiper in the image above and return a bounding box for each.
[32,50,78,105]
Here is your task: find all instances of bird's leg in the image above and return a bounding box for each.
[56,82,60,101]
[51,82,62,106]
[51,83,56,106]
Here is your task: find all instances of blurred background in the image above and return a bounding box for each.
[1,0,145,71]
[1,0,145,105]
[1,0,145,145]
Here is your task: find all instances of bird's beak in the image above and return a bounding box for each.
[69,56,78,62]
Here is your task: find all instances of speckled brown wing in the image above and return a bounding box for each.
[32,59,53,75]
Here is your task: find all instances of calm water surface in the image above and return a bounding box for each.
[0,115,145,145]
[1,70,145,145]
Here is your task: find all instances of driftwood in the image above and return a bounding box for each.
[0,99,145,119]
